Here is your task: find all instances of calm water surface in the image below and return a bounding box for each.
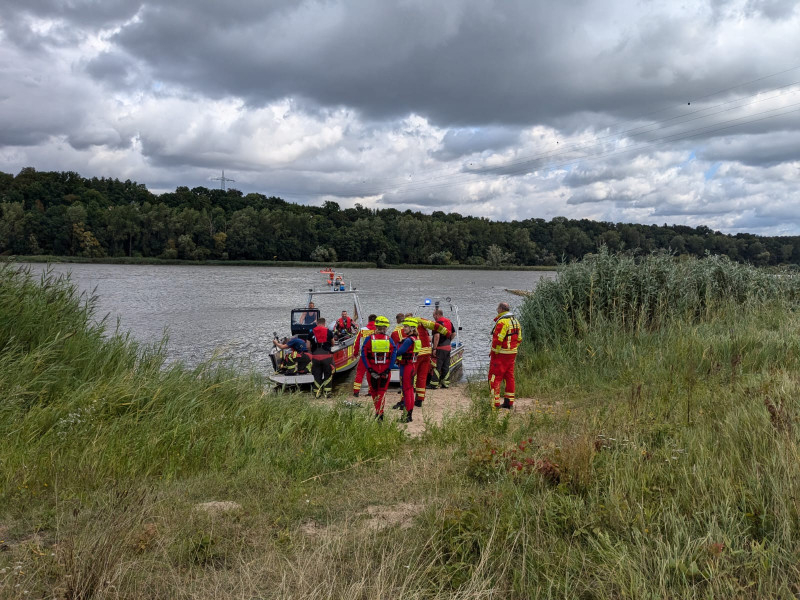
[26,264,555,378]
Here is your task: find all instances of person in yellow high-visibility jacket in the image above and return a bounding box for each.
[489,302,522,409]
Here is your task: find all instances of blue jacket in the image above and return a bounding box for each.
[287,337,308,353]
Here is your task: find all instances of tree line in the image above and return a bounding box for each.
[1,167,798,267]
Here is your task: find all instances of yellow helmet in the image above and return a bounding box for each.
[374,315,390,327]
[402,317,418,328]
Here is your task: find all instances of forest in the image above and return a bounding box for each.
[1,167,797,266]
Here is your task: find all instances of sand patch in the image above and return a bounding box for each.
[397,385,558,436]
[194,501,242,514]
[298,502,425,538]
[396,384,472,437]
[362,502,424,531]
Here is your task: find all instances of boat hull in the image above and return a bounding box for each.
[269,332,362,387]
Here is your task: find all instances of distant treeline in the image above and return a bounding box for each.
[1,167,797,267]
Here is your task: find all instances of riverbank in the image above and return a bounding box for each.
[3,255,800,598]
[2,255,558,271]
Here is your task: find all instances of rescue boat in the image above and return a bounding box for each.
[389,297,465,384]
[268,280,365,387]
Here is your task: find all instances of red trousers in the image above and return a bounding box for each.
[414,353,432,402]
[353,359,367,394]
[367,370,392,415]
[488,353,517,406]
[399,363,416,412]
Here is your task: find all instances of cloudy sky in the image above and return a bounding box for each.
[1,0,799,234]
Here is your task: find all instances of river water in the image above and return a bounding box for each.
[23,264,555,379]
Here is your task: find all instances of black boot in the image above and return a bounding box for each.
[414,398,423,407]
[375,413,384,421]
[401,409,413,423]
[500,398,513,410]
[392,400,404,410]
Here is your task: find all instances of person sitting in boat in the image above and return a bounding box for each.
[334,310,358,339]
[300,301,318,326]
[273,336,311,375]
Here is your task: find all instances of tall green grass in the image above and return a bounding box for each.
[519,248,800,349]
[0,264,404,502]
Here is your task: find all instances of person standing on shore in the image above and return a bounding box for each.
[359,316,397,420]
[411,314,448,407]
[353,314,378,396]
[310,317,335,398]
[395,318,420,422]
[489,302,521,410]
[429,308,455,389]
[390,313,406,345]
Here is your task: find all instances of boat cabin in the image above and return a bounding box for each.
[291,308,320,340]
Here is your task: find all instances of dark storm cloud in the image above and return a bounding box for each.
[431,127,521,161]
[700,131,800,166]
[0,0,139,29]
[100,0,768,127]
[84,51,139,88]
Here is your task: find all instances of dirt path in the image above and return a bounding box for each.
[389,384,552,437]
[398,384,473,437]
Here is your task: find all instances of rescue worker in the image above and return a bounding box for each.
[395,318,421,422]
[273,336,311,375]
[489,302,522,410]
[390,313,406,345]
[359,316,397,420]
[335,310,358,338]
[353,314,378,396]
[310,317,335,398]
[390,313,407,410]
[411,314,449,407]
[429,308,455,389]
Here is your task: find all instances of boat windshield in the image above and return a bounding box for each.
[291,308,320,336]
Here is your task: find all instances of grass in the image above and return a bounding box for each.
[3,254,800,598]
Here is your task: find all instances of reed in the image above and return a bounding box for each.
[518,248,800,349]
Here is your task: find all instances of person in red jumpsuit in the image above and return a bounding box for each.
[389,313,407,410]
[395,318,420,422]
[352,314,377,396]
[359,316,397,420]
[412,316,448,407]
[489,302,522,409]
